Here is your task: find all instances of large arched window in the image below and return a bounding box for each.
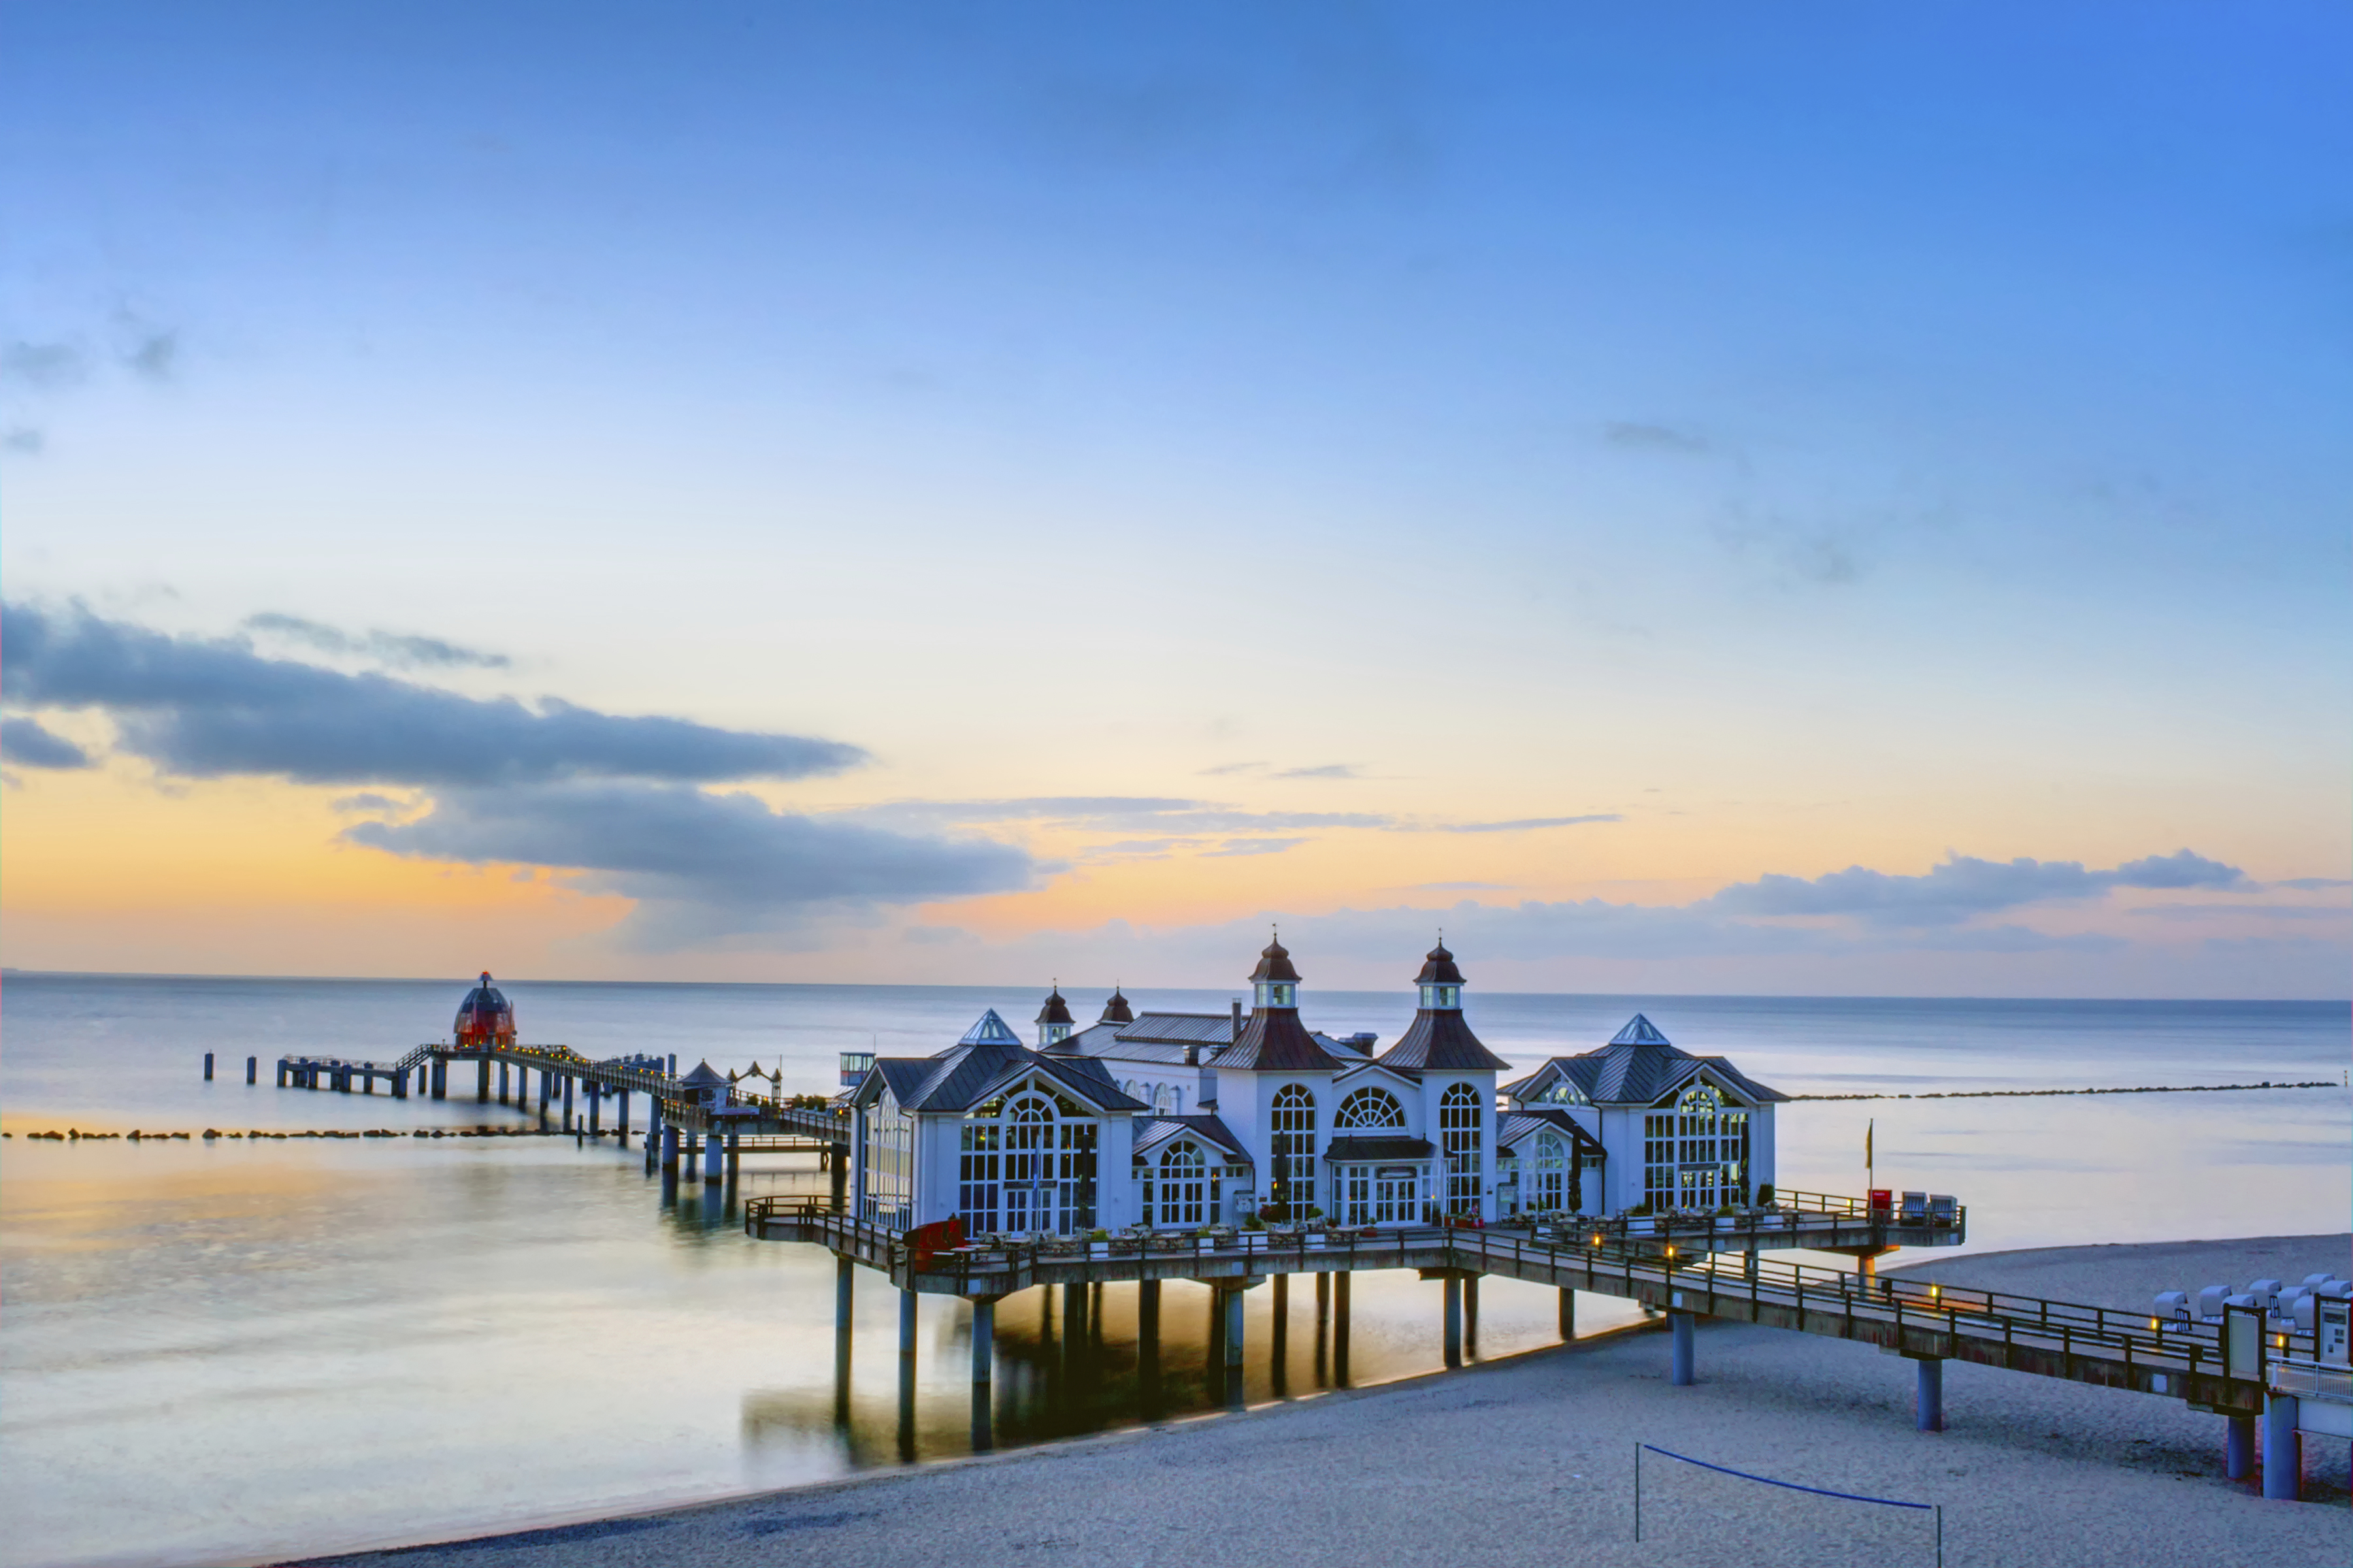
[1438,1082,1483,1217]
[1159,1143,1207,1226]
[1527,1131,1566,1213]
[1673,1082,1747,1210]
[1336,1087,1406,1129]
[1270,1083,1318,1218]
[958,1082,1098,1237]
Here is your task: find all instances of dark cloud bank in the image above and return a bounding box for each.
[1,603,1036,943]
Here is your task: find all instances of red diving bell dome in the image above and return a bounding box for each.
[454,971,516,1049]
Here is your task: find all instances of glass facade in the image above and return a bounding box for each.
[859,1091,913,1229]
[1270,1083,1318,1218]
[957,1084,1098,1236]
[1438,1082,1483,1217]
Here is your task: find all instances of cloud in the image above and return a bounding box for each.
[0,717,91,769]
[330,791,410,815]
[1409,881,1515,891]
[3,427,42,454]
[1274,762,1363,780]
[1198,760,1265,776]
[1435,814,1621,834]
[2273,877,2352,892]
[1202,838,1308,857]
[0,340,87,389]
[1,602,863,787]
[846,796,1389,835]
[1700,850,2245,928]
[122,328,178,381]
[1605,421,1711,454]
[244,613,512,670]
[346,783,1038,948]
[2126,904,2350,923]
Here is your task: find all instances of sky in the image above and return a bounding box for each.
[3,2,2347,997]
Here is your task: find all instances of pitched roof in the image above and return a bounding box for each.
[1035,987,1074,1026]
[1610,1013,1672,1047]
[957,1009,1023,1047]
[680,1060,729,1088]
[1132,1115,1248,1163]
[1496,1109,1607,1160]
[1377,1008,1512,1073]
[1506,1036,1785,1109]
[1117,1012,1231,1045]
[1214,1006,1342,1072]
[860,1042,1147,1115]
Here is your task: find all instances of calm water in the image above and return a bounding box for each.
[2,974,2346,1568]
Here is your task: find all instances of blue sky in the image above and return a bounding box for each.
[3,3,2347,994]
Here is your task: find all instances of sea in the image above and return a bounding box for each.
[1,973,2345,1568]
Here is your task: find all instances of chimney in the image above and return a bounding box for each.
[1184,1043,1198,1067]
[1230,998,1243,1038]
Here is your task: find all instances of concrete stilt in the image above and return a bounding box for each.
[476,1058,490,1102]
[970,1296,996,1385]
[1334,1272,1352,1386]
[2262,1394,2301,1500]
[617,1090,630,1146]
[899,1286,919,1362]
[539,1070,552,1115]
[2227,1414,2257,1479]
[432,1060,446,1100]
[661,1124,680,1170]
[829,1145,848,1211]
[393,1069,407,1100]
[562,1074,575,1132]
[1464,1275,1481,1360]
[1670,1311,1696,1386]
[1443,1276,1464,1368]
[1139,1279,1162,1414]
[725,1130,739,1175]
[1559,1287,1577,1341]
[1223,1286,1246,1407]
[204,1053,214,1081]
[246,1056,257,1085]
[703,1130,724,1181]
[1270,1275,1290,1394]
[588,1083,602,1136]
[835,1256,855,1334]
[1915,1356,1945,1431]
[499,1062,510,1104]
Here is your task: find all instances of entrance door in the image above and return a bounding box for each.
[1374,1168,1419,1224]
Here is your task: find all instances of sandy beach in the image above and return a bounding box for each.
[301,1233,2350,1568]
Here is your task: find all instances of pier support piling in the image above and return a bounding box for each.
[2262,1394,2301,1501]
[1442,1275,1464,1368]
[499,1062,510,1105]
[829,1144,848,1211]
[702,1130,724,1181]
[204,1053,214,1081]
[1913,1356,1945,1432]
[662,1124,680,1170]
[393,1069,406,1100]
[246,1056,257,1085]
[1334,1271,1352,1386]
[1465,1275,1481,1360]
[1670,1311,1697,1386]
[562,1074,575,1133]
[2227,1414,2256,1479]
[1139,1279,1162,1414]
[1270,1275,1289,1394]
[725,1130,738,1175]
[1223,1284,1246,1407]
[1559,1287,1576,1341]
[617,1091,630,1147]
[588,1083,602,1136]
[431,1060,447,1100]
[476,1058,489,1103]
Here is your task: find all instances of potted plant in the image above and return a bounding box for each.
[1626,1201,1657,1236]
[1088,1228,1112,1259]
[1302,1206,1327,1248]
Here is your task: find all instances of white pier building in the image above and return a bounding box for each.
[847,937,1787,1239]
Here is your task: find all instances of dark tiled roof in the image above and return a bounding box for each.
[1377,1009,1512,1073]
[1100,987,1134,1024]
[1214,1007,1341,1072]
[1131,1115,1248,1162]
[1117,1012,1232,1045]
[1035,987,1074,1026]
[1514,1041,1785,1108]
[680,1060,729,1088]
[1496,1110,1607,1160]
[1323,1135,1435,1162]
[858,1042,1147,1115]
[1413,942,1464,985]
[1249,936,1301,984]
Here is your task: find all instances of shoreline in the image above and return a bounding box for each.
[291,1232,2352,1567]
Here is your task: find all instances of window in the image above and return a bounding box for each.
[1270,1083,1317,1218]
[1159,1144,1206,1226]
[1643,1112,1675,1210]
[1154,1083,1174,1114]
[1438,1082,1483,1217]
[1643,1083,1747,1211]
[958,1081,1098,1235]
[1336,1086,1406,1129]
[1535,1078,1589,1107]
[1526,1131,1566,1213]
[860,1090,913,1229]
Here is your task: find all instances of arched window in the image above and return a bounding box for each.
[1671,1082,1747,1211]
[1528,1131,1566,1213]
[1536,1079,1588,1107]
[1270,1084,1318,1218]
[1336,1087,1406,1129]
[1159,1143,1206,1226]
[1438,1082,1483,1217]
[1154,1083,1174,1114]
[959,1082,1098,1237]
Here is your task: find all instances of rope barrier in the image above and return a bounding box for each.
[1635,1442,1943,1565]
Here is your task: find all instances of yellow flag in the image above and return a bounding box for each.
[1866,1119,1874,1169]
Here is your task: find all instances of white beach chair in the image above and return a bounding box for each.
[2247,1279,2284,1313]
[2154,1291,2190,1325]
[2196,1285,2233,1322]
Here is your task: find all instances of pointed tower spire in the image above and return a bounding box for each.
[1036,980,1076,1049]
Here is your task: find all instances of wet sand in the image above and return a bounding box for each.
[299,1235,2351,1568]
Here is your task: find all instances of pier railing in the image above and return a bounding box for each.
[746,1195,2301,1414]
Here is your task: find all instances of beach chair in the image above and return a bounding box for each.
[2247,1278,2284,1313]
[1928,1194,1956,1225]
[2154,1291,2190,1326]
[1900,1191,1928,1222]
